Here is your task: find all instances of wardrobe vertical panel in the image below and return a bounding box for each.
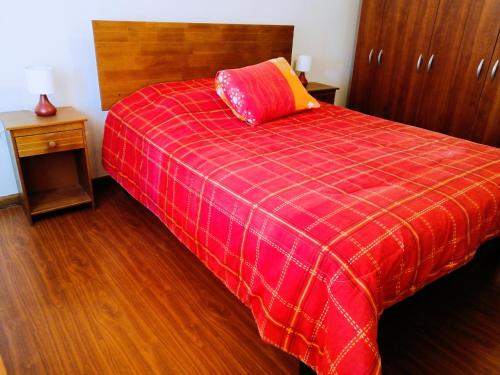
[348,0,386,113]
[414,0,474,133]
[368,0,440,121]
[389,0,440,124]
[446,0,500,141]
[472,38,500,147]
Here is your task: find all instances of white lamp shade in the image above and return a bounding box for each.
[25,66,55,95]
[296,55,312,72]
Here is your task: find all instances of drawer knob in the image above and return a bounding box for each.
[48,141,57,148]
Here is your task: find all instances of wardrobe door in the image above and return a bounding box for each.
[368,0,439,121]
[446,0,500,141]
[348,0,386,113]
[389,0,440,124]
[413,0,474,133]
[471,39,500,147]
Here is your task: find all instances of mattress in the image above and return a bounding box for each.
[102,78,500,374]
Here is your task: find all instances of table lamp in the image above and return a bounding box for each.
[25,66,57,117]
[296,55,312,86]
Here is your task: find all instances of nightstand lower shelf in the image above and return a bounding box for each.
[29,185,92,216]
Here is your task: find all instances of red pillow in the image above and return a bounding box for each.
[215,57,319,125]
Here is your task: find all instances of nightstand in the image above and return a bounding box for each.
[0,107,94,224]
[306,82,339,104]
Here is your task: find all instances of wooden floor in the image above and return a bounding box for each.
[379,237,499,375]
[0,179,498,374]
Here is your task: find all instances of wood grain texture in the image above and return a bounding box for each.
[413,0,474,133]
[15,129,84,158]
[471,34,500,147]
[445,0,500,142]
[380,0,439,124]
[0,194,20,209]
[0,107,87,132]
[92,21,295,110]
[0,179,498,374]
[1,107,94,223]
[348,0,386,112]
[29,185,92,216]
[348,0,499,146]
[0,179,297,374]
[367,0,413,117]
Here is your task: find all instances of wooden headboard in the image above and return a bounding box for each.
[92,21,295,110]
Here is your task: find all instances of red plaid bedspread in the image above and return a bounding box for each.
[102,79,500,374]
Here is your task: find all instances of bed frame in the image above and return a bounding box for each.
[92,19,312,373]
[92,20,294,110]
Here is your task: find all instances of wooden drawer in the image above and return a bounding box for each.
[16,129,84,157]
[10,122,83,137]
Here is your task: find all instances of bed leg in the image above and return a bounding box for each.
[299,361,316,375]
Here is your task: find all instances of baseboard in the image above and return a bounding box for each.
[0,193,21,209]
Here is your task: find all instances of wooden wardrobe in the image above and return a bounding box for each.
[349,0,500,147]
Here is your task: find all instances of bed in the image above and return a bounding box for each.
[93,21,500,375]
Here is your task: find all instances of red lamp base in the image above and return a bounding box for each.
[35,94,57,117]
[298,72,308,87]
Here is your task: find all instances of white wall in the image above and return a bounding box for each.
[0,0,361,196]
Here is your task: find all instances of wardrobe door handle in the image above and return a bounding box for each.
[368,49,374,64]
[377,49,383,65]
[416,54,423,72]
[491,60,499,81]
[476,59,485,79]
[427,54,435,72]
